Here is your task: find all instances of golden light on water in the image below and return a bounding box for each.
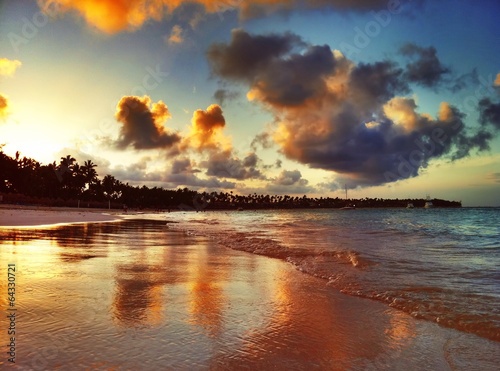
[0,219,495,369]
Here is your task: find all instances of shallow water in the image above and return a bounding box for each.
[0,217,499,370]
[166,208,500,342]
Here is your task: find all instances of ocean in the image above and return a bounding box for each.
[168,207,500,342]
[0,207,499,369]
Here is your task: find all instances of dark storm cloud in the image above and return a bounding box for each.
[114,96,181,150]
[400,43,451,88]
[207,29,303,81]
[254,44,336,106]
[209,30,500,187]
[240,0,422,18]
[478,98,500,131]
[350,61,409,111]
[208,29,335,107]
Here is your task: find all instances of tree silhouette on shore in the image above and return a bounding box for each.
[0,148,462,210]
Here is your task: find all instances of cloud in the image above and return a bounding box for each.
[495,73,500,87]
[400,43,450,88]
[107,157,164,183]
[274,169,302,186]
[37,0,415,33]
[0,58,21,121]
[207,29,304,83]
[181,105,265,180]
[165,156,236,188]
[0,58,21,77]
[449,68,479,93]
[183,104,228,152]
[266,169,314,194]
[213,89,240,106]
[167,25,184,44]
[171,157,198,174]
[0,94,9,120]
[486,172,500,183]
[111,97,264,183]
[209,30,499,187]
[203,150,262,180]
[37,0,165,34]
[251,131,274,150]
[350,61,409,111]
[113,95,181,150]
[478,98,500,131]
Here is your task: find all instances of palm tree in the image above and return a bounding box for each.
[102,174,121,209]
[56,155,75,184]
[82,160,97,185]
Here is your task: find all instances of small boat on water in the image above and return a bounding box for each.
[340,186,356,210]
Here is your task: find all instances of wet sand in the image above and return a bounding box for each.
[0,216,498,369]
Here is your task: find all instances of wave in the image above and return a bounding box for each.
[167,217,500,343]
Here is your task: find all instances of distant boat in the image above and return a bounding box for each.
[406,203,414,209]
[424,196,433,208]
[340,185,356,210]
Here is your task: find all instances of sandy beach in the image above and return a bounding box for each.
[0,205,125,227]
[0,208,498,370]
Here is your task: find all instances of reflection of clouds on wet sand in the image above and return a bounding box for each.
[186,243,231,338]
[0,219,497,369]
[209,266,411,369]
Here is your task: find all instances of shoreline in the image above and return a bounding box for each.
[0,210,498,368]
[0,205,125,227]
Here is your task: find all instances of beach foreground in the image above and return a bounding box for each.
[0,205,123,227]
[0,208,498,370]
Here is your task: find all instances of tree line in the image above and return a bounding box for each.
[0,149,461,210]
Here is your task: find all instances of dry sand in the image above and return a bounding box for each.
[0,205,124,227]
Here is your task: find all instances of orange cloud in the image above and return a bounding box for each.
[167,25,184,44]
[0,94,9,120]
[383,97,419,132]
[38,0,165,33]
[495,73,500,87]
[0,58,22,77]
[185,104,230,151]
[38,0,399,34]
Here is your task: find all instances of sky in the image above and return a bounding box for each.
[0,0,499,206]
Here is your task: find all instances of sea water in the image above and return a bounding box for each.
[168,207,500,342]
[0,208,499,369]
